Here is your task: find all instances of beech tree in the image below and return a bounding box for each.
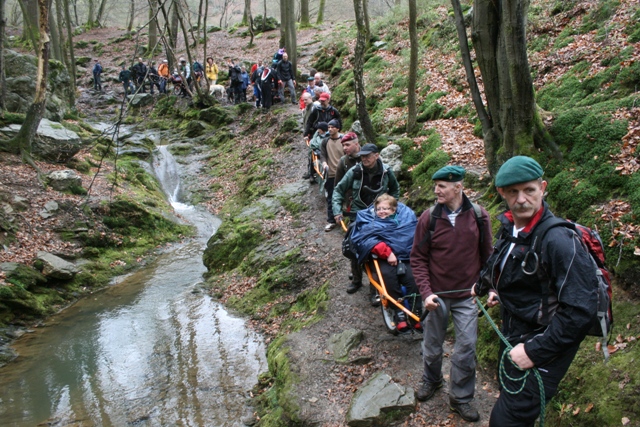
[0,0,50,173]
[451,0,559,174]
[0,0,6,112]
[353,0,376,144]
[406,0,417,134]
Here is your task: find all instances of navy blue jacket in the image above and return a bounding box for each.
[350,203,417,264]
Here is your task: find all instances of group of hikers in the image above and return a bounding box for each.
[301,84,603,425]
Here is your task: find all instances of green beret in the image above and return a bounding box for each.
[432,165,466,182]
[495,156,544,187]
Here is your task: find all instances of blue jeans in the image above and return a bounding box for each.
[422,296,477,404]
[279,79,296,103]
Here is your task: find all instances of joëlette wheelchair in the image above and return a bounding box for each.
[306,138,328,184]
[340,220,447,335]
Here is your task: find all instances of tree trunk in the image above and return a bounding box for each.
[19,0,39,49]
[95,0,108,26]
[54,0,68,70]
[286,0,296,74]
[1,0,49,171]
[241,0,249,26]
[0,0,6,111]
[63,0,76,106]
[127,0,134,33]
[470,0,558,175]
[406,0,417,134]
[148,0,158,54]
[48,0,61,60]
[362,0,370,41]
[279,0,286,50]
[316,0,324,24]
[300,0,309,27]
[169,0,179,48]
[87,0,95,26]
[262,0,266,32]
[353,0,376,144]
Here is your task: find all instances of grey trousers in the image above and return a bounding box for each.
[421,296,477,404]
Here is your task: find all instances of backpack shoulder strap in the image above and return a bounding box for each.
[417,205,438,248]
[471,202,484,244]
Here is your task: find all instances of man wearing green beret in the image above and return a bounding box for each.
[411,165,493,422]
[473,156,598,426]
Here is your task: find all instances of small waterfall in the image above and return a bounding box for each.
[154,146,185,207]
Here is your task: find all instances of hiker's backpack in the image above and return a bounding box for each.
[342,222,358,260]
[419,203,485,248]
[231,65,242,83]
[526,217,613,358]
[193,61,203,72]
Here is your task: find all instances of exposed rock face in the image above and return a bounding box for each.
[0,118,82,162]
[3,49,72,121]
[346,372,416,427]
[46,170,83,192]
[329,329,363,362]
[380,144,402,175]
[127,93,154,108]
[36,252,80,280]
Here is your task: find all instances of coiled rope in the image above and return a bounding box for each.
[476,298,546,427]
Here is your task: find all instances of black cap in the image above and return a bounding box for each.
[358,143,379,156]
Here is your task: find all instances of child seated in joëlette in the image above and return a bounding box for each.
[350,194,423,332]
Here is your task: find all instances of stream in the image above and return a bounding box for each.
[0,143,267,426]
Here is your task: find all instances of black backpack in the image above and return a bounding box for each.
[341,222,357,260]
[419,203,485,247]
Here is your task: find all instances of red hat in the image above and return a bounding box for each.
[319,92,331,101]
[341,132,358,143]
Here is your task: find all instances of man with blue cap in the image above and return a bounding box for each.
[411,165,493,422]
[473,156,598,426]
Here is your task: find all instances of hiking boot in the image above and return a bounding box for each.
[450,402,480,422]
[302,172,311,179]
[346,282,362,294]
[415,381,443,402]
[324,223,337,232]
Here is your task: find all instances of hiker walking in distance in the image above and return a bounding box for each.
[472,156,598,426]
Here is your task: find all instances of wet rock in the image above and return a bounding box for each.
[329,329,363,362]
[346,372,416,427]
[373,41,387,49]
[46,169,83,192]
[0,119,82,163]
[40,200,59,218]
[380,144,402,175]
[36,251,80,280]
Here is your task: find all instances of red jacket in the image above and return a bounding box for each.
[410,196,493,299]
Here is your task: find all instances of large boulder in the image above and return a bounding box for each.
[128,93,154,108]
[0,118,83,162]
[380,144,402,175]
[3,49,71,120]
[346,372,416,426]
[36,252,80,280]
[46,169,83,192]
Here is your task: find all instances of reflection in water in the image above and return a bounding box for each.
[0,142,267,426]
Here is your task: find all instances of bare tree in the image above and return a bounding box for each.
[458,0,560,174]
[0,0,50,173]
[148,0,158,53]
[48,0,62,61]
[18,0,38,48]
[63,0,76,105]
[300,0,309,27]
[353,0,376,143]
[241,0,249,26]
[95,0,108,25]
[316,0,324,24]
[0,0,6,111]
[127,0,134,33]
[406,0,417,134]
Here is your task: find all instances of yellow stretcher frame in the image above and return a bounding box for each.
[306,138,327,180]
[364,258,421,323]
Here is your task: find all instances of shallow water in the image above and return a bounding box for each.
[0,144,266,427]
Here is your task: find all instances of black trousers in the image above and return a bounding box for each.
[489,343,580,426]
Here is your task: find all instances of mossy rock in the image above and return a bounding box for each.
[1,263,47,290]
[203,219,265,273]
[205,127,234,148]
[182,120,209,138]
[198,106,234,126]
[75,56,92,66]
